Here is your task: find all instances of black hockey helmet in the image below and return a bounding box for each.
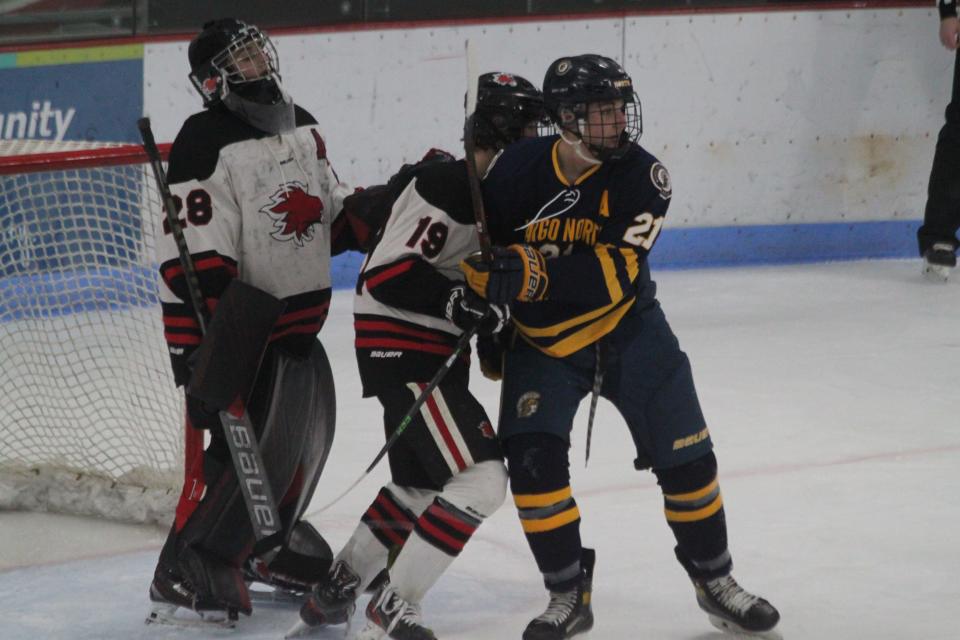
[188,18,294,134]
[472,72,547,151]
[542,54,642,161]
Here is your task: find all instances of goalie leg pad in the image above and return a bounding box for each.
[174,340,336,570]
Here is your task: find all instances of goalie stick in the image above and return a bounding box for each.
[137,117,282,549]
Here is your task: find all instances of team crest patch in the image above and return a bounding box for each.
[260,181,325,246]
[477,420,496,439]
[556,60,572,75]
[492,72,518,87]
[650,162,672,200]
[516,391,541,418]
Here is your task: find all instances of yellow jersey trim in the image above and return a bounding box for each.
[551,139,601,186]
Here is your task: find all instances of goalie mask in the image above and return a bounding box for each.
[472,72,547,151]
[188,18,295,135]
[543,54,643,162]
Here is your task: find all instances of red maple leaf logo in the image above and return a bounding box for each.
[260,182,324,246]
[494,73,517,87]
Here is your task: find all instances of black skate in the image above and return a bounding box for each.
[146,565,239,629]
[923,243,957,282]
[356,583,437,640]
[693,574,781,639]
[286,560,360,636]
[523,548,595,640]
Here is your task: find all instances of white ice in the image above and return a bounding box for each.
[1,259,958,640]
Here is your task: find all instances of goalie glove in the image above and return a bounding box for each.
[460,244,548,305]
[443,284,510,336]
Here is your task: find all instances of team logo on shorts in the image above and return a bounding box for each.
[516,391,541,418]
[477,420,496,439]
[650,162,672,200]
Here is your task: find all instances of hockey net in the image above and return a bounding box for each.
[0,139,182,525]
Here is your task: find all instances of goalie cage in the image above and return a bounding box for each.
[0,138,184,526]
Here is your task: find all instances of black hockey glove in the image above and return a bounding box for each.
[185,393,221,430]
[460,245,548,305]
[443,284,510,336]
[477,332,507,381]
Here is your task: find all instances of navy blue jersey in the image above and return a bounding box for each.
[483,135,672,357]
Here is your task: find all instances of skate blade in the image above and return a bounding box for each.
[145,603,236,629]
[923,263,951,283]
[707,613,783,639]
[353,621,387,640]
[249,587,306,606]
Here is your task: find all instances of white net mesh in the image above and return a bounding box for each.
[0,140,182,525]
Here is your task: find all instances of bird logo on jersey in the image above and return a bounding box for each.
[260,182,325,246]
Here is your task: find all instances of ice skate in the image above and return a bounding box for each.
[523,548,595,640]
[145,566,238,629]
[693,574,781,639]
[286,560,359,636]
[355,583,437,640]
[923,243,956,282]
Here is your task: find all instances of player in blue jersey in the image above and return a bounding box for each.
[461,55,781,640]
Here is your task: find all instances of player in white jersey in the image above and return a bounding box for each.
[287,73,547,640]
[147,18,356,626]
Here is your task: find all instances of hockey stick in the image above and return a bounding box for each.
[584,344,604,467]
[306,42,491,516]
[308,326,478,515]
[463,39,493,261]
[138,117,283,547]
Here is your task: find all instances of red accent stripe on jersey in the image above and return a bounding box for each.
[421,385,467,471]
[276,301,331,325]
[426,503,477,535]
[355,338,455,356]
[164,331,202,345]
[354,319,452,344]
[161,256,238,281]
[417,518,466,553]
[270,319,325,341]
[163,315,200,328]
[364,259,415,290]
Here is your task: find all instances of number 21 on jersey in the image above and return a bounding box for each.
[623,212,663,251]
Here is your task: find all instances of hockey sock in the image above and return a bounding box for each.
[654,451,733,580]
[337,484,435,591]
[389,460,506,604]
[506,433,584,592]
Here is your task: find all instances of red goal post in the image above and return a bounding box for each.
[0,138,185,526]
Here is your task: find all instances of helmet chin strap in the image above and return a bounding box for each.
[559,127,603,166]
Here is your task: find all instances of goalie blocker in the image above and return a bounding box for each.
[151,280,337,622]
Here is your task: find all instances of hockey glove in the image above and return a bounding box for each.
[185,393,221,430]
[477,332,507,381]
[443,284,511,336]
[460,244,548,305]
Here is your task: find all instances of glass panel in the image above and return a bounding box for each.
[0,1,135,45]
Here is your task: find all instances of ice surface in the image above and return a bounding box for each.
[2,259,958,639]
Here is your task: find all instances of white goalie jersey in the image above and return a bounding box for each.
[156,104,352,385]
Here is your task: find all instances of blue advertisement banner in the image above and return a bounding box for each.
[0,44,143,143]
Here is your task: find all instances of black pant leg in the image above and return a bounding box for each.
[919,50,960,254]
